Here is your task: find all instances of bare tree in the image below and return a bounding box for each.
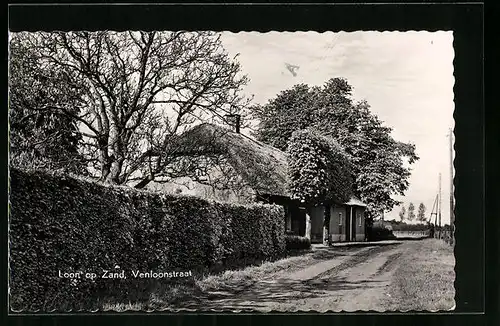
[10,31,250,188]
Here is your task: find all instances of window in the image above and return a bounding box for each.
[338,212,342,234]
[358,213,362,226]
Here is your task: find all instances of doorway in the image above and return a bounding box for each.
[290,206,306,236]
[344,207,356,242]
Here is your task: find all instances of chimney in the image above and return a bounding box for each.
[235,114,240,133]
[225,114,241,133]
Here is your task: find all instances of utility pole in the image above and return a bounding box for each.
[430,194,438,224]
[438,173,442,238]
[449,128,455,245]
[429,194,438,238]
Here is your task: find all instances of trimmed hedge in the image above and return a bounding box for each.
[367,224,397,241]
[386,221,430,232]
[285,235,311,250]
[9,168,285,311]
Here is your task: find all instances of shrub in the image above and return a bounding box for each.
[367,222,397,241]
[285,235,311,250]
[388,220,430,232]
[9,168,285,311]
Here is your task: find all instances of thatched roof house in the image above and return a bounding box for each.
[148,123,289,202]
[148,123,367,244]
[177,123,289,198]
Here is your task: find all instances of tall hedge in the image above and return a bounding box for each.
[9,168,285,311]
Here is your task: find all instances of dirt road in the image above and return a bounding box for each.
[168,239,455,312]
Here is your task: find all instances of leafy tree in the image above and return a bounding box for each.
[253,84,316,151]
[9,36,85,173]
[286,129,353,205]
[286,128,353,245]
[417,203,427,222]
[10,31,249,187]
[251,77,419,217]
[399,205,406,222]
[407,202,416,221]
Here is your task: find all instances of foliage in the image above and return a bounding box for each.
[386,220,430,232]
[9,167,285,312]
[252,84,316,151]
[9,36,86,173]
[285,235,311,251]
[417,203,427,221]
[407,202,416,221]
[251,77,419,217]
[9,31,250,187]
[399,205,406,222]
[286,129,353,205]
[367,222,397,241]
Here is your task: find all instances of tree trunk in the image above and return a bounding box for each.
[107,159,124,184]
[98,136,111,181]
[100,157,111,182]
[134,174,154,189]
[101,164,111,181]
[323,204,331,246]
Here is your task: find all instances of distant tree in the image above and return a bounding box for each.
[399,205,406,222]
[417,203,427,222]
[407,202,416,221]
[251,78,419,218]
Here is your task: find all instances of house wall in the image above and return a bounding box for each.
[288,205,306,236]
[267,201,367,243]
[354,207,366,241]
[309,206,325,243]
[329,205,347,242]
[147,177,256,204]
[285,206,292,231]
[328,205,366,242]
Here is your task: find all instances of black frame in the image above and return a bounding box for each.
[5,1,491,326]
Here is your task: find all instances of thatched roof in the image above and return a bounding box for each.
[173,123,290,197]
[170,123,365,206]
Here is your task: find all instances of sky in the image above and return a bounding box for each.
[220,31,455,225]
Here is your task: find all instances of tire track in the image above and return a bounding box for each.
[308,244,400,282]
[374,251,402,276]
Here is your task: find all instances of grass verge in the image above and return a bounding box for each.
[386,239,455,311]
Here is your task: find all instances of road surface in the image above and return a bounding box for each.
[169,240,455,312]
